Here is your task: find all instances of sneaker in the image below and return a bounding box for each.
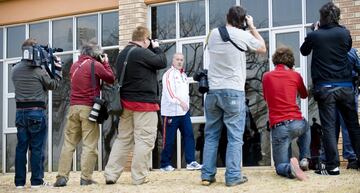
[15,185,25,189]
[31,181,51,188]
[160,165,175,172]
[290,157,308,181]
[299,158,310,171]
[201,178,216,186]
[346,159,359,169]
[80,178,98,186]
[186,161,202,170]
[53,176,67,187]
[315,166,340,175]
[105,179,116,185]
[226,176,248,187]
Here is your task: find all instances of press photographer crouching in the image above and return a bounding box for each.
[12,38,62,188]
[54,41,115,187]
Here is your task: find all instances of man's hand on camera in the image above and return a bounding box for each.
[99,53,109,64]
[151,39,160,48]
[54,56,63,80]
[246,15,256,30]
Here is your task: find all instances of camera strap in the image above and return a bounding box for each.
[218,26,245,52]
[118,46,136,86]
[71,59,90,81]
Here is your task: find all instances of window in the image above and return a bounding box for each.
[77,14,98,49]
[179,0,206,38]
[151,4,176,40]
[275,32,300,68]
[102,12,119,46]
[241,0,269,28]
[29,22,49,45]
[53,19,73,51]
[209,0,236,29]
[272,0,302,27]
[6,25,25,58]
[0,29,3,59]
[306,0,330,23]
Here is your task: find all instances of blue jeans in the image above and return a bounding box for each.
[15,109,47,186]
[271,119,310,178]
[201,89,245,184]
[160,112,196,167]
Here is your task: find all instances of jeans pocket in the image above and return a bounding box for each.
[27,116,43,133]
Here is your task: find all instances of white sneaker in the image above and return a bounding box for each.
[31,181,51,188]
[16,186,25,189]
[299,158,309,171]
[160,165,175,172]
[186,161,202,170]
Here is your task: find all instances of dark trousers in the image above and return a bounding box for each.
[15,109,47,186]
[316,87,360,170]
[160,112,195,168]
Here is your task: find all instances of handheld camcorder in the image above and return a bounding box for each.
[22,44,63,79]
[193,69,209,94]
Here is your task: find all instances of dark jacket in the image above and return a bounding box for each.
[300,24,352,85]
[11,60,60,108]
[116,43,167,103]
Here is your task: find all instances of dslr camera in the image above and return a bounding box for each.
[89,97,106,122]
[193,69,209,94]
[96,54,106,63]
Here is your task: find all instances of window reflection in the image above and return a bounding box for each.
[306,0,330,24]
[182,42,203,77]
[7,25,25,58]
[242,0,269,28]
[53,19,73,51]
[8,93,15,128]
[275,32,300,68]
[6,134,17,172]
[0,29,3,59]
[151,4,176,40]
[0,62,2,172]
[8,63,15,93]
[77,15,98,49]
[102,12,119,46]
[30,22,49,45]
[272,0,301,27]
[209,0,236,29]
[158,42,176,79]
[179,0,206,38]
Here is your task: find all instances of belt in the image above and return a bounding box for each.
[272,120,295,129]
[17,107,45,110]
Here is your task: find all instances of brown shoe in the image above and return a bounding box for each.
[290,157,308,181]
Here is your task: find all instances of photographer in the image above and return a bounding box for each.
[54,41,115,187]
[201,6,266,187]
[12,38,61,188]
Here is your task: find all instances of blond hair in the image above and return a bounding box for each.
[132,26,150,41]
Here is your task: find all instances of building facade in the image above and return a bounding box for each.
[0,0,359,173]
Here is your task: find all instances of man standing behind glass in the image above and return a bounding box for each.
[201,6,266,187]
[300,2,360,175]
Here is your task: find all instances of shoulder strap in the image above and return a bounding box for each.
[90,60,96,96]
[119,46,136,86]
[218,26,245,52]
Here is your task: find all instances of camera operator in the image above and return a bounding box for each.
[300,2,360,175]
[12,38,62,188]
[201,6,266,187]
[54,41,115,187]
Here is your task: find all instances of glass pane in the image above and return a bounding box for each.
[0,28,3,59]
[7,25,25,58]
[29,22,49,46]
[275,32,300,68]
[6,134,17,172]
[52,54,72,171]
[306,0,330,24]
[8,98,15,127]
[182,42,203,77]
[158,42,176,79]
[102,12,119,47]
[8,63,15,93]
[0,62,2,173]
[272,0,301,27]
[53,18,73,51]
[242,0,269,28]
[77,14,98,49]
[245,31,270,166]
[179,0,206,38]
[209,0,236,29]
[151,4,176,40]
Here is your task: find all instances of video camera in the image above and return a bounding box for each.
[22,44,63,79]
[193,69,209,94]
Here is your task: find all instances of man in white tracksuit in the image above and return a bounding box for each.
[160,53,202,171]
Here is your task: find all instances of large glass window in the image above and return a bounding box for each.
[29,22,49,45]
[6,134,17,172]
[102,12,119,46]
[0,29,3,59]
[209,0,236,29]
[7,98,15,128]
[53,18,73,51]
[272,0,302,27]
[242,0,269,28]
[77,14,98,49]
[275,32,300,68]
[8,63,14,93]
[7,25,25,58]
[0,62,2,173]
[151,4,176,40]
[179,0,206,38]
[306,0,330,23]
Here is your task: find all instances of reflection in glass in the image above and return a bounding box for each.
[151,4,176,40]
[29,22,49,45]
[6,134,17,172]
[8,63,15,93]
[0,29,3,59]
[52,54,72,171]
[306,0,330,24]
[189,84,204,117]
[8,98,15,127]
[209,0,236,30]
[0,62,2,172]
[182,42,203,77]
[77,15,98,49]
[179,0,206,38]
[275,32,300,68]
[242,0,269,28]
[53,19,73,51]
[102,12,119,47]
[7,25,25,58]
[158,42,176,79]
[272,0,301,27]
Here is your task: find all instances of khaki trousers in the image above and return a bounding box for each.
[104,108,158,184]
[57,105,99,180]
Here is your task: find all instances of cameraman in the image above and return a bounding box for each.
[54,41,115,187]
[201,6,266,187]
[12,38,62,188]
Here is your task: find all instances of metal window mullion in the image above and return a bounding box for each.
[2,27,6,174]
[72,16,77,171]
[97,13,102,171]
[48,20,53,172]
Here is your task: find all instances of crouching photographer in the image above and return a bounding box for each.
[12,38,62,188]
[54,41,115,187]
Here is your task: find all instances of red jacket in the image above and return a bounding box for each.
[70,55,115,106]
[262,64,308,128]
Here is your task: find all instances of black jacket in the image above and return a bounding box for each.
[300,24,352,85]
[116,44,167,103]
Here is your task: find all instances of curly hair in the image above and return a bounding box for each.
[319,2,340,26]
[272,47,295,69]
[226,6,247,29]
[80,41,102,58]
